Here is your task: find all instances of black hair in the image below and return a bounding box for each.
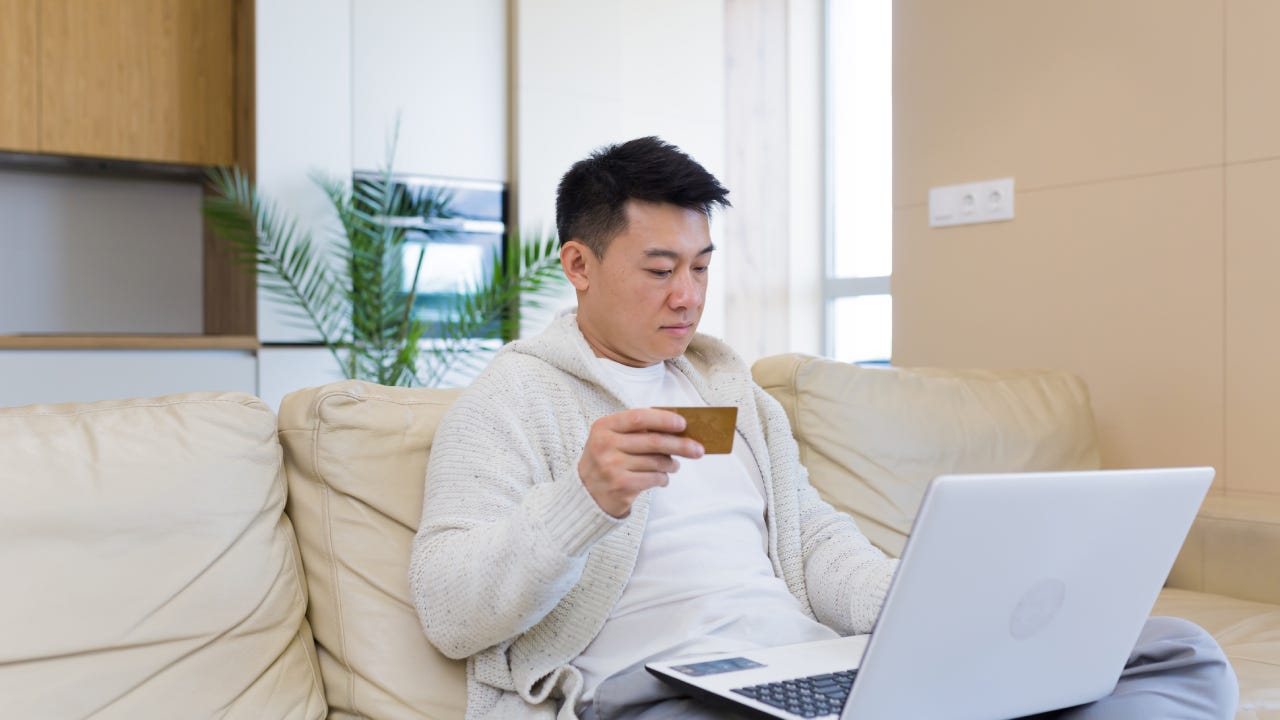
[554,136,731,257]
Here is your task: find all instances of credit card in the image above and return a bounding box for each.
[655,406,738,454]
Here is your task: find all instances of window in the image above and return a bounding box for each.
[825,0,892,364]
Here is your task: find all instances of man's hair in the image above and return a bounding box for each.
[555,136,731,257]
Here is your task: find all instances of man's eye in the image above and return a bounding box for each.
[647,269,672,278]
[693,265,709,274]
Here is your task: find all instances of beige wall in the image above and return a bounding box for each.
[892,0,1280,496]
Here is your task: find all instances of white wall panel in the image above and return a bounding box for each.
[257,346,345,411]
[257,344,498,411]
[255,0,353,343]
[352,0,507,180]
[0,350,256,408]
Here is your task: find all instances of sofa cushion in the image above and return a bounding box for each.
[1154,588,1280,715]
[0,393,326,719]
[752,354,1101,556]
[279,381,466,720]
[1168,492,1280,608]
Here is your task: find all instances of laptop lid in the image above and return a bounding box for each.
[842,467,1213,720]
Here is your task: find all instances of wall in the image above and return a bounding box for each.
[891,0,1279,497]
[0,169,203,334]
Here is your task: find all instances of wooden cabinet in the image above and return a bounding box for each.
[0,0,39,153]
[0,0,255,346]
[0,0,234,165]
[39,0,235,165]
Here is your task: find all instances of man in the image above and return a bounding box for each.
[410,137,1237,720]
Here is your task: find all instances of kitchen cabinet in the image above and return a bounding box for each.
[351,0,506,180]
[0,0,254,353]
[0,0,39,153]
[39,0,235,165]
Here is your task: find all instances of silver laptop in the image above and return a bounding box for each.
[646,467,1214,720]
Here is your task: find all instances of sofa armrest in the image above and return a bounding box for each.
[1166,492,1280,606]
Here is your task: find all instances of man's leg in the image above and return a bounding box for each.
[1043,616,1238,720]
[583,662,753,720]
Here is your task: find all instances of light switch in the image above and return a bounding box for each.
[929,178,1015,228]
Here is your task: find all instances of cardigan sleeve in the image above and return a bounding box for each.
[756,385,899,634]
[408,362,621,660]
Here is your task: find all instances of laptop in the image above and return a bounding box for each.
[646,467,1214,720]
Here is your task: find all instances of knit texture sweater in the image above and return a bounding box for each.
[409,315,897,719]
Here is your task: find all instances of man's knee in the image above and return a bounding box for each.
[1137,616,1238,717]
[1138,616,1226,664]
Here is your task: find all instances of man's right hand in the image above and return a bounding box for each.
[578,408,705,518]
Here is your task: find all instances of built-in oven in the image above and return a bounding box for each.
[352,172,507,341]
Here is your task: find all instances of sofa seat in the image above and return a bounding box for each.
[1153,588,1280,718]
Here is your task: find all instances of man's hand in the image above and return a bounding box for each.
[578,408,705,518]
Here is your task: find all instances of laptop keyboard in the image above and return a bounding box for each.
[731,669,857,718]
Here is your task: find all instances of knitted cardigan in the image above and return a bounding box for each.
[409,315,896,719]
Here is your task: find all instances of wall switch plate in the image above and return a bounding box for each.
[928,177,1015,228]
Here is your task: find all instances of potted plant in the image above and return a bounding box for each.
[202,145,564,388]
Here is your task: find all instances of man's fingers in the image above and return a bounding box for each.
[613,471,672,495]
[605,408,686,435]
[638,471,670,489]
[624,453,680,474]
[580,408,705,516]
[614,431,703,459]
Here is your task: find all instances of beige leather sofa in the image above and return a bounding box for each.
[2,354,1277,718]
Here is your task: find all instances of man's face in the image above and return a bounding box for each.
[567,200,713,367]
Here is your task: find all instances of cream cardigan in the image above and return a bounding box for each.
[409,315,896,719]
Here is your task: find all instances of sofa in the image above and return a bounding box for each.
[2,353,1277,719]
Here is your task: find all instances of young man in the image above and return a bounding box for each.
[410,137,1237,720]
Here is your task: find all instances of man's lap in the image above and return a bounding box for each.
[583,617,1237,720]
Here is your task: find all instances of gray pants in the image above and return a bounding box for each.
[581,617,1239,720]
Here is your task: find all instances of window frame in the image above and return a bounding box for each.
[821,0,893,363]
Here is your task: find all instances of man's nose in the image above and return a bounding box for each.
[668,269,702,308]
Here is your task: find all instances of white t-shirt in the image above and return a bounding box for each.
[573,358,839,702]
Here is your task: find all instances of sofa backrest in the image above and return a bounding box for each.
[0,393,326,719]
[279,381,466,720]
[751,354,1102,557]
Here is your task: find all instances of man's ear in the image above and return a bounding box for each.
[560,240,593,292]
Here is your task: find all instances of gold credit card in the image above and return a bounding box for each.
[655,406,738,454]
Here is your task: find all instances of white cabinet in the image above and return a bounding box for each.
[351,0,507,180]
[0,350,256,408]
[257,347,345,411]
[255,0,353,343]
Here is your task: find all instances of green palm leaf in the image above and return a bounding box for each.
[202,166,349,373]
